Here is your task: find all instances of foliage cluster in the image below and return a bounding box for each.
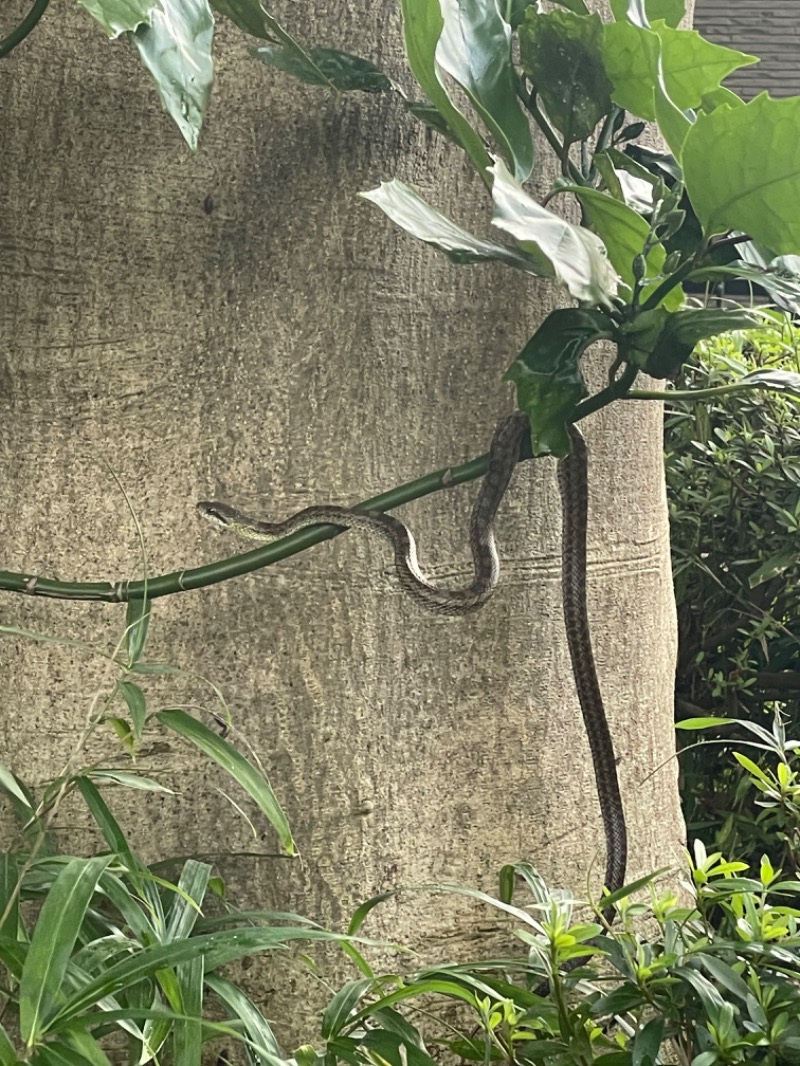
[665,316,800,865]
[0,607,310,1066]
[667,314,800,720]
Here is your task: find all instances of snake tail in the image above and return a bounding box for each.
[557,426,628,922]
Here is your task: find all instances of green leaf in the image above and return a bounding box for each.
[675,717,734,730]
[694,951,751,1002]
[75,778,133,862]
[253,46,392,92]
[632,1018,664,1066]
[347,890,395,936]
[165,860,210,940]
[173,956,203,1066]
[76,0,152,37]
[62,1029,115,1066]
[360,179,541,272]
[132,0,214,151]
[399,0,492,180]
[489,159,619,306]
[19,855,114,1044]
[684,95,800,253]
[504,308,616,455]
[748,548,799,589]
[156,709,295,855]
[519,10,614,143]
[31,1039,111,1066]
[602,20,755,123]
[115,680,148,739]
[125,597,150,666]
[601,20,660,119]
[609,0,684,26]
[628,307,760,378]
[437,0,533,181]
[0,854,19,940]
[0,1023,17,1066]
[86,769,174,792]
[548,0,589,13]
[359,1031,437,1066]
[51,927,359,1029]
[564,184,681,307]
[205,974,286,1066]
[652,21,756,112]
[322,978,374,1038]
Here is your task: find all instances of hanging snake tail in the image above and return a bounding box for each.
[557,425,628,925]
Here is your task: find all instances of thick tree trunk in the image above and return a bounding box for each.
[0,0,688,1044]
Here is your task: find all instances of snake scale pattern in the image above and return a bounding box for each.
[198,413,627,908]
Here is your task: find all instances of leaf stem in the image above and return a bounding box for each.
[627,381,797,403]
[0,0,50,58]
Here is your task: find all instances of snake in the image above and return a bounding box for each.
[197,413,627,915]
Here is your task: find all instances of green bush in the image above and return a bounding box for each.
[666,313,800,854]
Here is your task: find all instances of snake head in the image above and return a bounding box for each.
[196,502,234,530]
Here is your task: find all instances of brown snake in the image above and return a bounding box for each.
[198,414,627,910]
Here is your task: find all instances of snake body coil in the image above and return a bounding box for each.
[198,414,627,904]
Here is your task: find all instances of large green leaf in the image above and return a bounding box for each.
[19,855,114,1044]
[76,0,153,37]
[399,0,492,180]
[504,308,616,456]
[360,179,542,272]
[610,0,684,27]
[683,94,800,254]
[622,307,760,377]
[253,46,392,92]
[156,709,295,855]
[518,10,614,143]
[489,160,619,306]
[602,20,755,122]
[436,0,533,180]
[133,0,214,151]
[563,184,681,308]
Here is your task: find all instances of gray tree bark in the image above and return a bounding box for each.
[0,0,688,1044]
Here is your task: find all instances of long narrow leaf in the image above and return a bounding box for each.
[156,710,295,855]
[165,860,211,941]
[76,778,134,863]
[205,974,288,1066]
[0,854,19,938]
[173,956,203,1066]
[0,1023,16,1066]
[50,927,361,1029]
[20,855,114,1044]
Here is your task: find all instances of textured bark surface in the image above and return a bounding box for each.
[1,0,685,1043]
[694,0,800,99]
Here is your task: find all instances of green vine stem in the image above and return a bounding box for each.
[0,381,664,605]
[0,0,50,58]
[0,432,533,603]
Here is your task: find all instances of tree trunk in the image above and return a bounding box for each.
[0,0,687,1044]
